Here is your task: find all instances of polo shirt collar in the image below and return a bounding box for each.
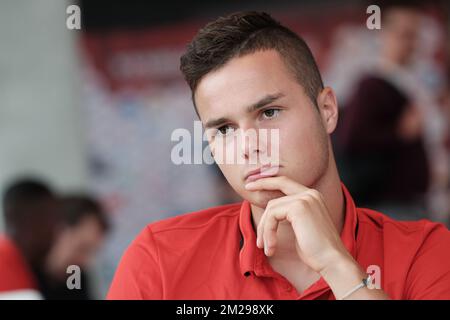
[238,182,358,278]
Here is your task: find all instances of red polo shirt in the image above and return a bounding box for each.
[107,184,450,300]
[0,235,38,292]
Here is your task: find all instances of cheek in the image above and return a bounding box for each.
[280,116,319,156]
[217,164,240,187]
[279,115,328,175]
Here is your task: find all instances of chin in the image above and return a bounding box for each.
[247,190,285,209]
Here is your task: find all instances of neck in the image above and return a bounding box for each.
[250,148,345,261]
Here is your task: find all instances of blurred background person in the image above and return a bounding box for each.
[36,195,110,300]
[0,179,60,299]
[335,2,449,220]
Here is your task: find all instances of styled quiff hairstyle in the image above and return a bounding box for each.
[180,11,324,113]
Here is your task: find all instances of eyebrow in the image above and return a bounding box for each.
[203,92,285,129]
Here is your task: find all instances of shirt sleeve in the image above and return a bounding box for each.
[106,226,163,300]
[404,222,450,300]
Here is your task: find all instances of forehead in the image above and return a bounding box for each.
[194,50,301,119]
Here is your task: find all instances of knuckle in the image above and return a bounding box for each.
[266,199,275,210]
[308,189,321,199]
[294,198,308,208]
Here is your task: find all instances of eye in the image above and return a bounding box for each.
[217,125,234,136]
[261,108,281,120]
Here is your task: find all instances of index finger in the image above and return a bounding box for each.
[244,176,309,196]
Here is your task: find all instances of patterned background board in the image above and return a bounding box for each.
[80,29,229,292]
[80,71,224,289]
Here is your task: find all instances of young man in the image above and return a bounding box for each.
[107,12,450,300]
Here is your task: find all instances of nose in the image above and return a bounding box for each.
[238,127,266,165]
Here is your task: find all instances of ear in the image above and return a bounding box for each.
[316,87,339,134]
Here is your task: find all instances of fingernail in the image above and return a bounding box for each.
[245,182,254,189]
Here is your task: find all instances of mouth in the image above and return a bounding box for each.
[244,165,280,184]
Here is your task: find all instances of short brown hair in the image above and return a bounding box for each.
[180,11,324,113]
[60,195,110,233]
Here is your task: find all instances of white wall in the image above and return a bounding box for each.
[0,0,88,231]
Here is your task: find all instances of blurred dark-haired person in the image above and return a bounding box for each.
[37,195,110,300]
[0,179,60,299]
[108,12,450,300]
[337,3,449,221]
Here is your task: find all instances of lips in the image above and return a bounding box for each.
[244,165,280,184]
